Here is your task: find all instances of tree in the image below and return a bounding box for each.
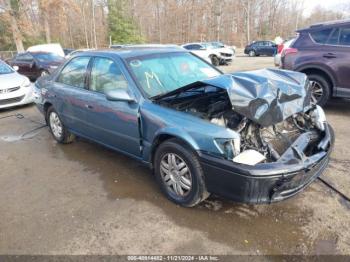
[2,0,24,51]
[107,0,143,44]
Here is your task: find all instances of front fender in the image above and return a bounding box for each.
[153,127,201,150]
[140,101,239,163]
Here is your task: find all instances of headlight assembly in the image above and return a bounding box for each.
[22,78,31,88]
[311,105,326,131]
[214,138,240,160]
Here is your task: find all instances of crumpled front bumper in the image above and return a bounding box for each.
[198,124,334,204]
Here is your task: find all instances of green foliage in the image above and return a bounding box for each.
[0,21,16,50]
[107,0,144,44]
[10,0,20,14]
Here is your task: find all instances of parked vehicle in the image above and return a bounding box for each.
[182,42,234,66]
[244,41,277,57]
[0,60,34,109]
[274,38,295,67]
[208,41,236,56]
[8,52,65,81]
[27,43,65,57]
[34,46,333,207]
[63,48,75,57]
[281,20,350,106]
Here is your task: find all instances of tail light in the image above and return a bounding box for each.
[282,47,298,57]
[277,44,284,54]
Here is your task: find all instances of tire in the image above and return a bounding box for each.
[248,50,256,57]
[307,74,331,107]
[210,55,220,66]
[46,106,75,144]
[41,70,50,77]
[154,138,210,207]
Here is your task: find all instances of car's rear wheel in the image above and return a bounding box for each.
[210,55,220,66]
[154,139,209,207]
[308,74,331,107]
[47,107,75,144]
[249,50,256,57]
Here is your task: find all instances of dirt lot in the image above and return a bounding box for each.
[0,55,349,256]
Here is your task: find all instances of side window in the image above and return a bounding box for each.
[16,53,33,62]
[188,44,202,50]
[90,57,128,93]
[310,28,333,44]
[327,28,340,45]
[57,56,90,88]
[339,28,350,46]
[183,45,193,50]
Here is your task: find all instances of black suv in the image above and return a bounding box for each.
[244,41,277,57]
[281,20,350,106]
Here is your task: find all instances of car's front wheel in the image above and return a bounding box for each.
[308,74,331,107]
[47,107,75,144]
[210,55,220,66]
[249,50,256,57]
[154,139,209,207]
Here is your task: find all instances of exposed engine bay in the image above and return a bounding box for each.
[157,88,327,165]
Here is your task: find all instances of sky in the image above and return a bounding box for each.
[303,0,350,16]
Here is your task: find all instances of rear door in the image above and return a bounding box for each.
[327,26,350,94]
[83,56,141,157]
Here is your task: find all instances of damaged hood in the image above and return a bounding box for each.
[157,68,311,127]
[204,69,311,126]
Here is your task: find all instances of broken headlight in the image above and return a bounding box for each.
[214,138,240,160]
[311,105,326,131]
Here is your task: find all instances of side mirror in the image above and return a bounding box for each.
[13,65,19,71]
[105,89,136,103]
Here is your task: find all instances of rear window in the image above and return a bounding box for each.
[310,29,333,44]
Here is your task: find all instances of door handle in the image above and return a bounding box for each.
[85,104,93,109]
[323,53,337,59]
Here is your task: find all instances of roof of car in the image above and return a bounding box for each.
[75,45,187,59]
[298,19,350,32]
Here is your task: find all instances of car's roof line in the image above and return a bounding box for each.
[297,19,350,32]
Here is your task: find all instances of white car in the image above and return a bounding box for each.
[182,42,234,66]
[0,60,34,109]
[27,43,65,58]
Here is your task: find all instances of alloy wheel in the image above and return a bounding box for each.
[160,153,192,197]
[49,112,63,139]
[310,80,324,105]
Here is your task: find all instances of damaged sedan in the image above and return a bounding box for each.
[34,46,334,207]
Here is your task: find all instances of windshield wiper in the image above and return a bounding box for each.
[151,81,205,101]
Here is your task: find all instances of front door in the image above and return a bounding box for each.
[83,56,141,157]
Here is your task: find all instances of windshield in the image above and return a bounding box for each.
[0,61,14,74]
[32,53,64,63]
[210,42,225,48]
[127,52,221,98]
